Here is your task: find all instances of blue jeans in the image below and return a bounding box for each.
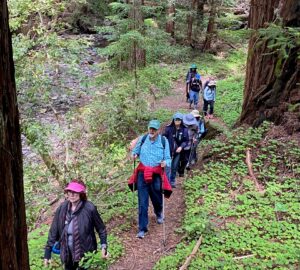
[137,172,162,232]
[169,153,181,186]
[189,90,199,107]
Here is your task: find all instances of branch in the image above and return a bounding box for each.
[233,254,255,260]
[245,148,264,193]
[179,235,203,270]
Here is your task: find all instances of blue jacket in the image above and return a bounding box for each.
[203,85,216,101]
[163,121,189,157]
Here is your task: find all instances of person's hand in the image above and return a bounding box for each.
[176,147,182,153]
[44,259,51,267]
[193,137,198,143]
[101,248,109,259]
[161,161,166,168]
[132,154,138,160]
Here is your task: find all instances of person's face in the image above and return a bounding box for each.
[174,118,182,127]
[67,191,80,204]
[148,127,159,138]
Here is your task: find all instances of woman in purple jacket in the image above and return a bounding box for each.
[163,112,189,188]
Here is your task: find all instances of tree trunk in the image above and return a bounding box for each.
[166,0,175,38]
[202,0,216,51]
[119,0,146,70]
[238,0,300,132]
[0,1,30,269]
[187,0,197,44]
[196,0,206,26]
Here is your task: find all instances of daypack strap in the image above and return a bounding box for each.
[141,134,166,149]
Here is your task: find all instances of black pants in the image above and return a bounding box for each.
[178,150,190,175]
[65,261,78,270]
[203,100,214,115]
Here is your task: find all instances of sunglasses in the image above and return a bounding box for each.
[174,118,182,121]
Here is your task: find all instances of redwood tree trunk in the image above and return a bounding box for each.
[187,0,197,44]
[166,1,175,38]
[238,0,300,132]
[0,1,30,269]
[202,0,216,51]
[196,0,206,24]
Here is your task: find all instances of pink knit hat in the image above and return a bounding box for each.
[65,181,86,193]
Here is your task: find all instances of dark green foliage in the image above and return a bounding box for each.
[154,122,300,269]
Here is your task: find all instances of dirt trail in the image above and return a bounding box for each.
[109,77,224,270]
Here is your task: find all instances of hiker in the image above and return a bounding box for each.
[190,110,208,163]
[44,179,108,270]
[129,120,172,239]
[186,64,202,109]
[203,80,216,119]
[182,113,199,171]
[163,112,189,188]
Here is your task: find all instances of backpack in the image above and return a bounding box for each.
[141,134,166,149]
[129,134,166,151]
[189,74,201,92]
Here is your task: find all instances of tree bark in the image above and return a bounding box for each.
[196,0,206,26]
[187,0,197,44]
[166,0,175,38]
[0,1,30,269]
[238,0,300,131]
[202,0,216,51]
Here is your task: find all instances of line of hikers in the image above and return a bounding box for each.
[129,109,207,239]
[186,63,217,119]
[43,64,213,269]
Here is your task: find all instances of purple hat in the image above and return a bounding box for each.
[65,181,86,193]
[183,113,198,126]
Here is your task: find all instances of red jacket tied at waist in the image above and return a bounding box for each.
[128,163,172,198]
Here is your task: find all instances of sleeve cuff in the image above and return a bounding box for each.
[101,244,107,249]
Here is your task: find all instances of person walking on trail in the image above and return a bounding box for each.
[163,112,189,188]
[182,113,199,171]
[190,110,208,164]
[44,179,108,270]
[203,80,216,119]
[186,64,202,109]
[128,120,172,239]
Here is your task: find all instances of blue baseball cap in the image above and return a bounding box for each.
[148,120,160,130]
[173,112,183,120]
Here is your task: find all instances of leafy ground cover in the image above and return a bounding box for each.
[23,43,247,268]
[154,122,300,269]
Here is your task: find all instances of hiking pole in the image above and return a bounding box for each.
[132,159,136,224]
[162,192,166,247]
[162,168,166,247]
[186,142,195,171]
[161,167,166,247]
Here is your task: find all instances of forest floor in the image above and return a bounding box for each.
[109,78,223,270]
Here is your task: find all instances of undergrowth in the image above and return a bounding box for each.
[28,226,123,269]
[154,122,300,269]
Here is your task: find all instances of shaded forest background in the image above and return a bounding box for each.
[1,0,299,269]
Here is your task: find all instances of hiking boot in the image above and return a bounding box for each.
[156,213,164,224]
[136,231,146,239]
